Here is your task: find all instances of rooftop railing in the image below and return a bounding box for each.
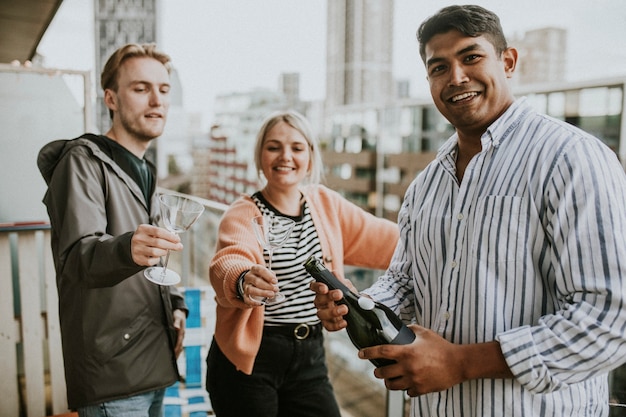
[3,191,624,417]
[0,191,404,417]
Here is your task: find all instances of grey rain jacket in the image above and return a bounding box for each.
[37,135,187,409]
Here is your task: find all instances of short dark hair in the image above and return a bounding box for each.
[417,5,508,62]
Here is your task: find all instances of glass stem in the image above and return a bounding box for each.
[268,248,273,270]
[160,250,171,282]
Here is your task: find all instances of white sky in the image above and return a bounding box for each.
[38,0,626,129]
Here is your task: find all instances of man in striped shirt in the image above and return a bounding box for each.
[312,4,626,416]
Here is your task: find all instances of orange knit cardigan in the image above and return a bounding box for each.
[209,184,400,374]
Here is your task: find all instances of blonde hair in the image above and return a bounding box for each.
[253,110,323,185]
[101,43,171,91]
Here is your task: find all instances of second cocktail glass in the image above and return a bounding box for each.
[251,214,295,304]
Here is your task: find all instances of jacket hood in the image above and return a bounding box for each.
[38,137,103,185]
[38,139,72,185]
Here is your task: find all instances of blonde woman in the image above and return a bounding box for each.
[207,110,399,416]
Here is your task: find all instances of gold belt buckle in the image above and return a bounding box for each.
[294,323,310,340]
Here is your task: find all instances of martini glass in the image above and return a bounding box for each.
[144,194,204,286]
[251,214,296,304]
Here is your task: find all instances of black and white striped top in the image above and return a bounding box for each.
[364,98,626,416]
[252,192,322,326]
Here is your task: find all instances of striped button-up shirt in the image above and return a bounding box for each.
[365,98,626,416]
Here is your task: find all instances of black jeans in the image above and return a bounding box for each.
[206,327,341,417]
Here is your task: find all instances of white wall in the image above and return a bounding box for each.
[0,67,89,223]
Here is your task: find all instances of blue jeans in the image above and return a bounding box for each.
[77,389,165,417]
[206,330,341,417]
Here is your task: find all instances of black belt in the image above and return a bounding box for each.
[263,323,323,340]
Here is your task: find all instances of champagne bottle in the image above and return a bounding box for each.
[304,256,415,367]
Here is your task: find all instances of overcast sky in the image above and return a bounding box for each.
[38,0,626,129]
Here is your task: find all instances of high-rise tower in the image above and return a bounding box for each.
[94,0,159,134]
[511,27,567,86]
[326,0,394,109]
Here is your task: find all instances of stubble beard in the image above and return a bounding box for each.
[118,110,165,143]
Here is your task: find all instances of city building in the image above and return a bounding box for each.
[197,88,285,203]
[280,72,302,110]
[94,0,159,134]
[195,0,396,208]
[193,78,327,204]
[511,27,567,87]
[325,0,395,109]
